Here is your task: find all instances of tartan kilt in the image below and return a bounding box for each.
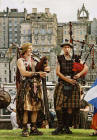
[54,82,80,111]
[16,77,43,128]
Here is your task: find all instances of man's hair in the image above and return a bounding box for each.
[21,43,32,55]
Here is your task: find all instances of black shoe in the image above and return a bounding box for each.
[30,128,43,135]
[22,130,29,137]
[52,127,63,135]
[65,127,72,134]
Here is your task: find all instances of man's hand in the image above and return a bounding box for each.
[80,106,89,112]
[44,66,50,73]
[68,79,77,85]
[73,73,81,79]
[39,72,46,78]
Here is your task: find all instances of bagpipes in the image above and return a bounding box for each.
[72,46,93,76]
[69,22,94,77]
[35,56,51,127]
[35,56,48,72]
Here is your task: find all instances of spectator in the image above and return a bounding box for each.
[79,89,90,129]
[7,97,18,130]
[89,107,97,136]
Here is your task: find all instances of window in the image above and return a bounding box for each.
[34,35,38,40]
[47,35,51,41]
[48,28,52,35]
[28,37,32,42]
[28,29,31,35]
[9,22,12,26]
[14,22,17,27]
[9,34,12,38]
[0,109,10,118]
[34,40,38,45]
[5,78,7,82]
[96,37,97,44]
[64,31,66,35]
[80,31,82,35]
[9,28,12,31]
[47,35,52,44]
[14,27,17,31]
[14,34,17,37]
[23,30,25,34]
[20,18,24,23]
[15,38,17,42]
[5,70,6,74]
[9,19,12,23]
[40,29,46,35]
[14,76,16,82]
[14,19,17,25]
[14,67,16,72]
[9,38,12,42]
[0,78,2,82]
[41,35,45,40]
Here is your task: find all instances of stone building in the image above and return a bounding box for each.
[21,8,57,48]
[0,50,17,84]
[0,7,26,84]
[0,7,27,53]
[0,4,97,85]
[0,57,9,84]
[91,18,97,45]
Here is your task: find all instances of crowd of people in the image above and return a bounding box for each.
[6,41,96,137]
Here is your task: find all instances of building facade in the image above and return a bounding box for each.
[0,7,26,84]
[0,7,26,54]
[0,5,97,85]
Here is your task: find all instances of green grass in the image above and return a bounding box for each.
[0,128,97,140]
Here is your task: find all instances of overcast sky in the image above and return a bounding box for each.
[0,0,97,22]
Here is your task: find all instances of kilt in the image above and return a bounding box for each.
[16,77,43,128]
[54,82,80,111]
[23,82,42,112]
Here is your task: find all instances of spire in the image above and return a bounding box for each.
[82,3,85,9]
[77,3,89,22]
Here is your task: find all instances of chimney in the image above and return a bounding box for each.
[45,8,49,14]
[32,8,37,13]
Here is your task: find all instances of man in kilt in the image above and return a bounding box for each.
[52,42,88,135]
[16,43,50,137]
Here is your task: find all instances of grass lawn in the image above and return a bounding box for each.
[0,128,97,140]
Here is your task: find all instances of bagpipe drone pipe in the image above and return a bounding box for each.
[69,22,94,77]
[35,56,51,127]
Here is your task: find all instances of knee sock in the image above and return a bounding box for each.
[62,109,73,127]
[56,110,63,128]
